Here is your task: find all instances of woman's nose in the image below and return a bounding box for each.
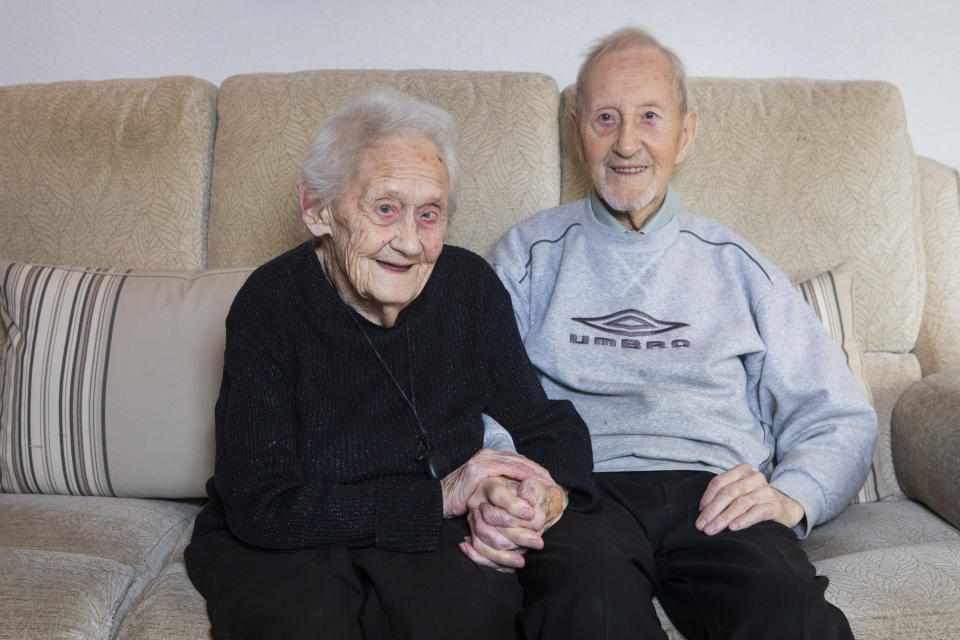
[390,212,422,256]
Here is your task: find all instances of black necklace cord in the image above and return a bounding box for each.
[346,310,450,480]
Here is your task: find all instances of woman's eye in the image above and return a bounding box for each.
[643,111,657,120]
[378,204,392,215]
[419,210,438,223]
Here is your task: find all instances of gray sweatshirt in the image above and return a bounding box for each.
[488,187,877,535]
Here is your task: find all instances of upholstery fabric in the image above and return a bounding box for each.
[802,500,960,564]
[0,494,199,640]
[892,368,960,530]
[115,563,211,640]
[793,266,877,503]
[208,70,562,267]
[0,261,252,497]
[0,548,132,640]
[863,351,923,500]
[0,77,216,271]
[816,540,960,640]
[914,157,960,376]
[560,79,922,355]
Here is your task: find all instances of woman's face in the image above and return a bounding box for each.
[304,135,450,326]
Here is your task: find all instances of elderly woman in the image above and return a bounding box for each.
[184,88,594,640]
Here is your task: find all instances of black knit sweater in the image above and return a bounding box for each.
[192,240,594,553]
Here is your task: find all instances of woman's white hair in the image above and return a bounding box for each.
[299,87,461,215]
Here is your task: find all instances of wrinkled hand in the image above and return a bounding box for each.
[459,477,568,572]
[696,464,804,535]
[440,448,555,519]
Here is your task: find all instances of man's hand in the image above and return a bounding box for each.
[440,449,555,519]
[458,477,568,572]
[696,464,804,535]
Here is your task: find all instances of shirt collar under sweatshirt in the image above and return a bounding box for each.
[589,184,679,236]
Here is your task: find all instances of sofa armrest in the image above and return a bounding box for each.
[891,367,960,530]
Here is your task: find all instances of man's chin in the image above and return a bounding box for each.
[598,178,659,213]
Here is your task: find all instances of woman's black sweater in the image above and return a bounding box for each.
[192,241,594,553]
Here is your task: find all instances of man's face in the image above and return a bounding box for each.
[575,46,697,227]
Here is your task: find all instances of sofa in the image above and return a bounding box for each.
[1,69,958,640]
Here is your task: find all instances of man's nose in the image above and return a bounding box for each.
[613,119,642,157]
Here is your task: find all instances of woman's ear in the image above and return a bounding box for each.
[298,181,332,237]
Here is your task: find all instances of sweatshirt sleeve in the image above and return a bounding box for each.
[213,305,442,552]
[478,274,595,510]
[752,273,878,536]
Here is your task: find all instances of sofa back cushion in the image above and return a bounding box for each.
[561,79,921,356]
[0,77,217,271]
[208,70,562,267]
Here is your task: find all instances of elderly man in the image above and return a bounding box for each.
[481,28,877,640]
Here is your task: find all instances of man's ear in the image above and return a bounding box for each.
[298,181,332,237]
[675,111,699,165]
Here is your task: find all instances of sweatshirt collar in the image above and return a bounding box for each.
[590,185,679,237]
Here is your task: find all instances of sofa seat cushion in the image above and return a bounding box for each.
[0,494,201,638]
[802,500,960,563]
[0,548,134,640]
[115,563,210,640]
[808,502,960,639]
[816,540,960,640]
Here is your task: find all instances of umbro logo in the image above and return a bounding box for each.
[573,309,688,336]
[570,309,691,350]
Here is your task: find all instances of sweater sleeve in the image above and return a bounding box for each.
[213,307,442,552]
[478,275,595,510]
[751,274,878,536]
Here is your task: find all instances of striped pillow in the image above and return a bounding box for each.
[0,260,252,497]
[793,265,878,504]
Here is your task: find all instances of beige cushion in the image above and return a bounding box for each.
[0,77,217,270]
[0,548,133,640]
[914,157,960,376]
[208,70,562,267]
[560,79,921,355]
[792,266,877,503]
[1,260,252,497]
[0,494,200,639]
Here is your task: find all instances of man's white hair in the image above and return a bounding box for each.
[575,27,690,115]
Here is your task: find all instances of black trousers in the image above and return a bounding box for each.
[518,471,854,640]
[185,517,522,640]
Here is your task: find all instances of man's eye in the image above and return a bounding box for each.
[419,210,439,223]
[599,113,614,122]
[643,111,657,120]
[378,204,392,214]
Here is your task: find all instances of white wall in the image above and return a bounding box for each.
[1,0,957,169]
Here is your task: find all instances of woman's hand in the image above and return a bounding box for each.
[440,448,555,518]
[459,477,569,572]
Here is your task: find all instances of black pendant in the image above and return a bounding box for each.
[422,447,450,480]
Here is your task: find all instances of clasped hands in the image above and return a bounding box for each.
[440,449,567,572]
